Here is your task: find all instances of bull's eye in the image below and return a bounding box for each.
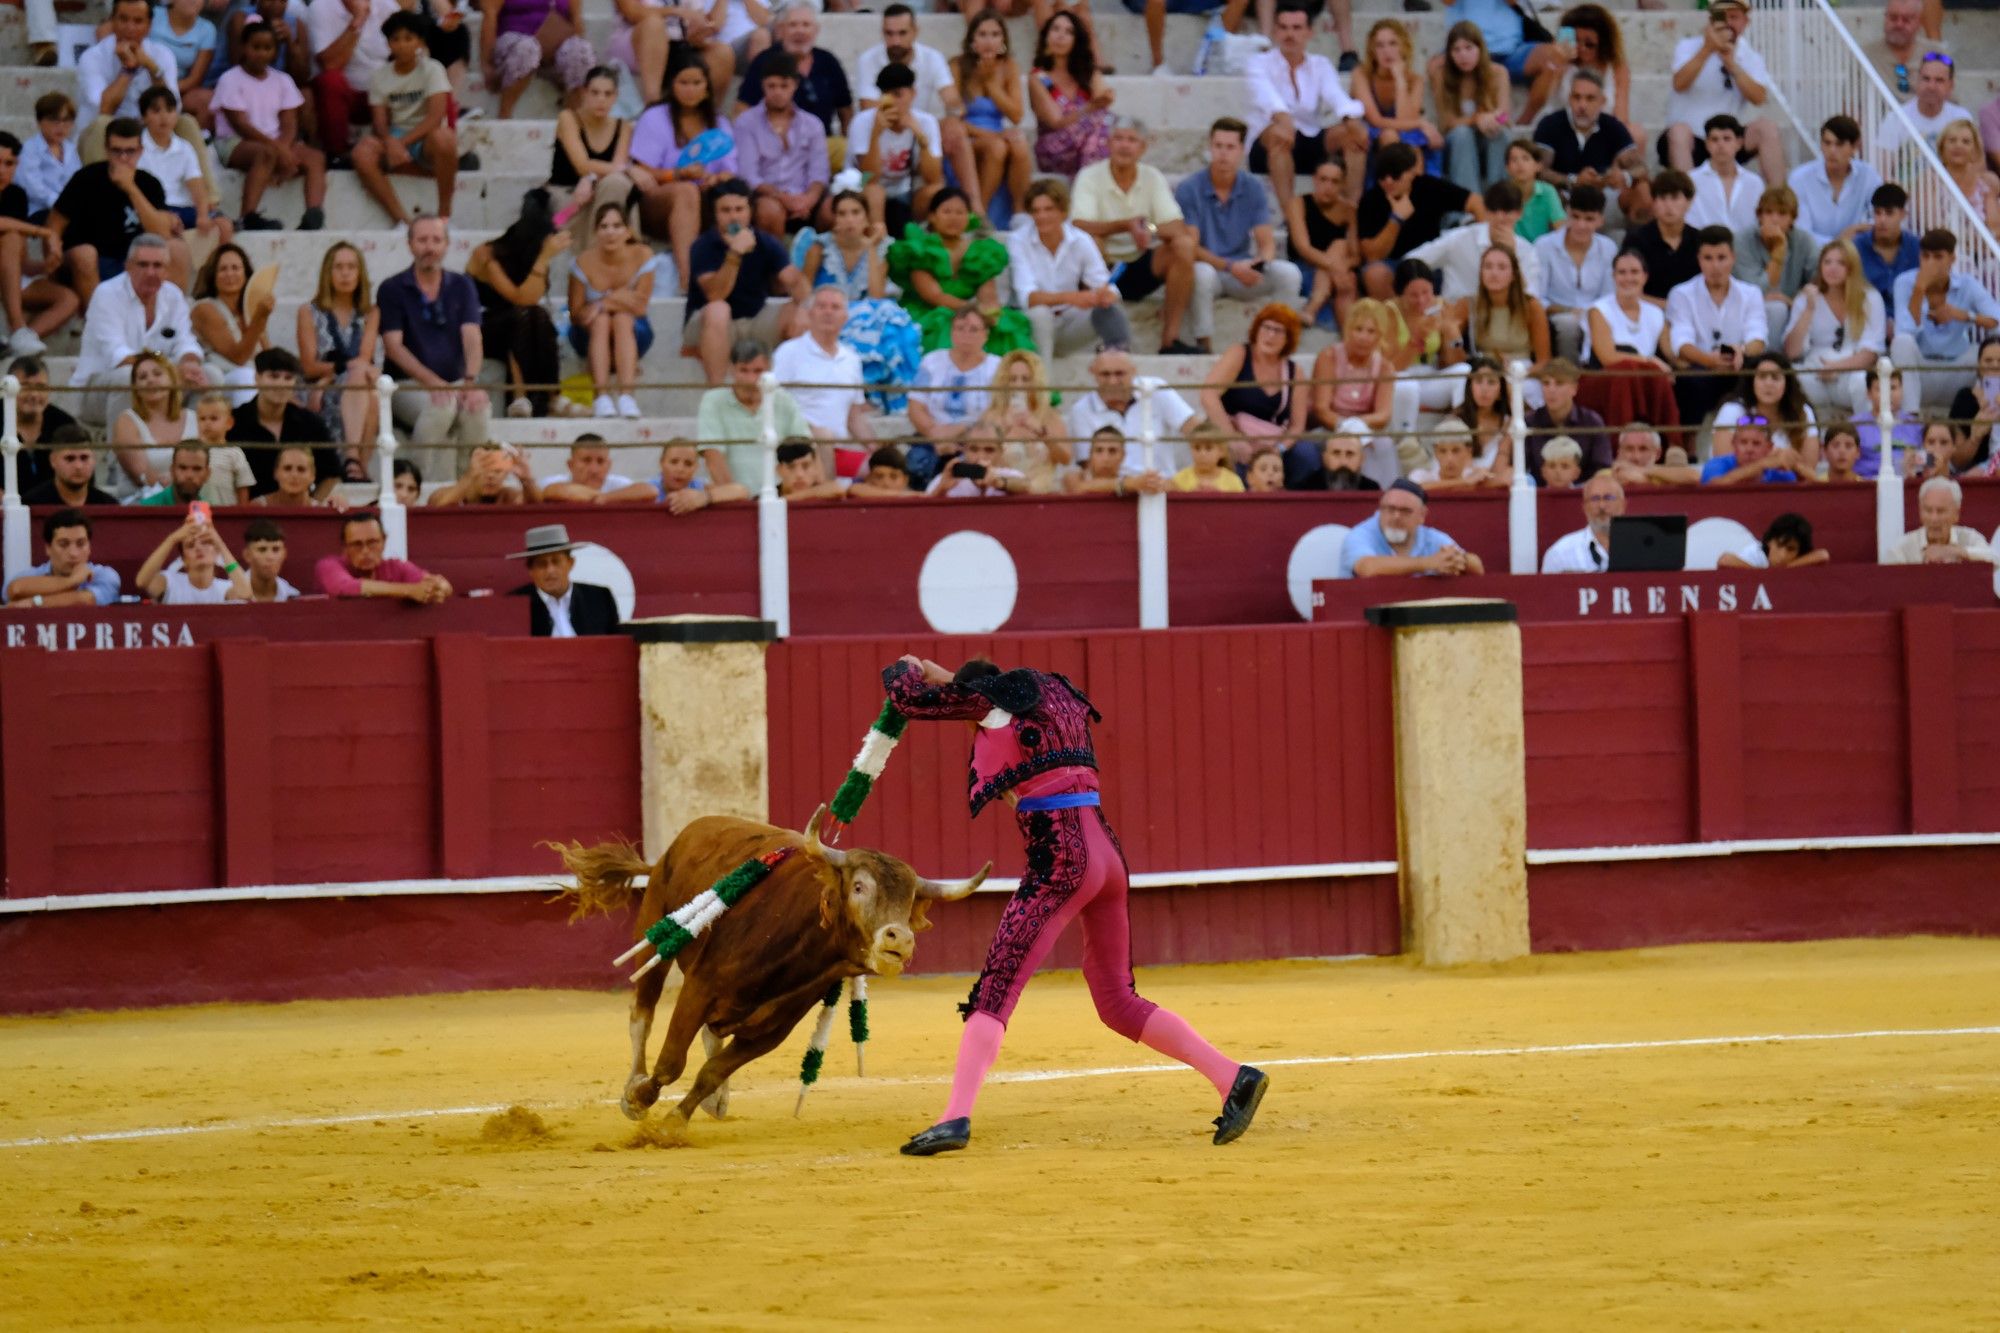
[851,870,875,898]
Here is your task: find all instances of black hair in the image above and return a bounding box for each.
[46,421,91,446]
[254,347,303,377]
[1392,258,1437,294]
[874,62,916,93]
[775,440,815,465]
[8,353,45,378]
[1873,182,1909,211]
[103,116,143,145]
[1651,169,1694,200]
[1920,228,1958,255]
[1482,179,1522,213]
[1695,224,1735,251]
[867,445,907,472]
[393,458,423,486]
[1703,114,1745,138]
[492,188,556,284]
[761,52,800,82]
[1568,183,1606,214]
[1373,141,1419,181]
[929,184,972,216]
[381,10,427,41]
[0,130,20,156]
[243,518,286,544]
[1761,512,1815,554]
[1822,114,1861,145]
[883,2,915,18]
[953,657,1001,685]
[340,511,385,541]
[701,178,753,232]
[138,84,178,115]
[1032,7,1098,85]
[42,507,89,543]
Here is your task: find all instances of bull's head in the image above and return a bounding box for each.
[803,804,989,977]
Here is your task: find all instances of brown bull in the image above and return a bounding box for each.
[558,805,989,1131]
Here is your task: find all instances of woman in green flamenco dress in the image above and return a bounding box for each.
[886,186,1036,355]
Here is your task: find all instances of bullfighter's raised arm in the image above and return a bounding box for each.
[882,656,997,721]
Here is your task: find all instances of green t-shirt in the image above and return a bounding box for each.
[369,56,451,137]
[1514,180,1566,244]
[696,384,811,493]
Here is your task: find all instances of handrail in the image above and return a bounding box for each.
[1752,0,2000,292]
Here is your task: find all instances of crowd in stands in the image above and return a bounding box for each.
[4,0,2000,607]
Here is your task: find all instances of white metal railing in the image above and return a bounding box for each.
[1753,0,2000,293]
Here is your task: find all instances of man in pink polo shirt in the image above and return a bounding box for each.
[314,512,453,601]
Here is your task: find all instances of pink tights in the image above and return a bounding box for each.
[940,1008,1239,1122]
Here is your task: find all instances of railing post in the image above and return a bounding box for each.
[755,370,790,636]
[1135,381,1168,629]
[375,374,407,560]
[1,375,27,589]
[1505,358,1537,574]
[1875,353,1903,562]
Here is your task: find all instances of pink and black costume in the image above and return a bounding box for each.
[885,659,1269,1154]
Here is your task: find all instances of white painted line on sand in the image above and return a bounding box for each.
[5,1024,1996,1150]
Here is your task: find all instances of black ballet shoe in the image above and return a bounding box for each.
[900,1118,971,1156]
[1212,1066,1269,1145]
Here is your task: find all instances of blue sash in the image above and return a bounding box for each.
[1015,791,1102,812]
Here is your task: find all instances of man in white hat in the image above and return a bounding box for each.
[508,524,621,637]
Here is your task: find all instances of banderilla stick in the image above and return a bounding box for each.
[613,939,651,967]
[629,953,664,982]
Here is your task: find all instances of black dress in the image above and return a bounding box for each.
[475,262,561,416]
[549,118,625,189]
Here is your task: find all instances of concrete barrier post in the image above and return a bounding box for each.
[1367,598,1530,965]
[625,615,778,861]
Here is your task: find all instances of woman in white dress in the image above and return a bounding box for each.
[1783,235,1886,417]
[108,352,197,500]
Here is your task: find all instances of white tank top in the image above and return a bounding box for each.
[1586,295,1665,365]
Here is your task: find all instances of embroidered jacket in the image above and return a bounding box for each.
[882,661,1102,815]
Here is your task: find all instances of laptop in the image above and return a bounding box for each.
[1607,515,1687,572]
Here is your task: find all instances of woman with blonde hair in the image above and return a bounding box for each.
[1353,19,1439,172]
[1201,302,1306,462]
[1936,119,2000,236]
[1308,298,1397,486]
[979,348,1071,491]
[109,351,196,498]
[1432,20,1509,194]
[298,241,382,476]
[1783,236,1886,416]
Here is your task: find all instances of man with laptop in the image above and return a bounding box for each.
[1540,472,1626,573]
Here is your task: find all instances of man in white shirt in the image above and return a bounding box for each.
[1070,118,1202,354]
[1532,183,1617,363]
[1247,1,1366,249]
[1884,476,2000,565]
[1788,115,1884,246]
[1008,178,1131,363]
[1065,348,1198,475]
[772,286,876,478]
[1663,0,1785,178]
[1876,52,1974,154]
[308,0,413,163]
[1540,472,1623,574]
[75,0,211,192]
[71,232,207,425]
[853,4,979,215]
[849,64,942,231]
[1667,223,1767,426]
[1409,179,1545,304]
[906,306,1000,487]
[1687,116,1763,234]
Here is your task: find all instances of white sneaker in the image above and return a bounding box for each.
[9,328,46,355]
[1152,62,1174,78]
[506,396,533,418]
[593,395,616,418]
[616,393,642,419]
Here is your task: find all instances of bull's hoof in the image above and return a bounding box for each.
[700,1081,731,1120]
[1211,1065,1269,1145]
[899,1117,971,1156]
[622,1075,660,1121]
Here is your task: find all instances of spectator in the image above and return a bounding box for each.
[1733,186,1818,352]
[1884,476,1996,564]
[1434,20,1510,195]
[136,517,250,604]
[506,523,619,635]
[1449,353,1513,480]
[1533,72,1644,223]
[887,186,1031,354]
[855,5,982,202]
[1071,119,1201,355]
[850,63,943,235]
[392,457,423,504]
[1937,120,2000,237]
[212,18,326,232]
[1064,425,1166,496]
[1201,302,1306,457]
[78,0,209,180]
[425,443,538,505]
[847,445,918,498]
[353,11,458,226]
[1445,245,1550,373]
[1177,119,1305,346]
[1240,446,1284,494]
[1661,0,1784,178]
[1249,2,1365,250]
[50,119,183,305]
[631,60,739,290]
[108,351,194,497]
[1008,178,1129,364]
[926,422,1024,497]
[1818,422,1864,484]
[1170,424,1247,494]
[696,339,811,493]
[1352,19,1440,173]
[308,0,406,165]
[137,87,227,255]
[1877,52,1972,154]
[1719,512,1830,569]
[1699,414,1803,485]
[1356,141,1481,300]
[0,137,77,358]
[907,307,1001,485]
[1339,479,1486,578]
[1028,9,1113,178]
[132,441,212,509]
[227,349,340,502]
[548,65,633,251]
[1784,236,1885,418]
[300,241,383,466]
[1914,418,1963,481]
[1289,158,1357,333]
[1607,423,1666,487]
[774,437,847,500]
[379,215,490,471]
[1668,225,1766,426]
[190,243,274,402]
[1504,140,1563,243]
[316,512,453,599]
[20,438,119,507]
[1856,366,1923,478]
[187,390,257,503]
[737,5,853,140]
[1534,184,1616,363]
[5,356,79,494]
[1560,4,1640,149]
[538,434,632,501]
[683,180,802,387]
[1946,338,2000,472]
[1067,348,1198,474]
[1687,116,1762,235]
[1437,0,1567,125]
[17,94,81,230]
[1409,420,1491,490]
[1867,0,1940,97]
[1524,358,1609,480]
[1540,471,1623,572]
[1308,299,1393,438]
[606,0,670,106]
[1537,435,1583,488]
[222,0,315,98]
[1408,180,1541,303]
[250,443,339,507]
[736,54,831,237]
[1289,429,1381,492]
[774,286,876,473]
[4,509,121,607]
[950,10,1030,222]
[1384,260,1469,420]
[238,517,299,600]
[980,349,1070,492]
[792,190,922,409]
[1585,249,1669,371]
[1620,169,1699,301]
[481,0,595,119]
[1858,184,1920,316]
[1789,116,1883,247]
[568,201,659,420]
[1893,229,2000,411]
[603,439,750,513]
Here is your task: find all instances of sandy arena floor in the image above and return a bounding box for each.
[3,937,1998,1330]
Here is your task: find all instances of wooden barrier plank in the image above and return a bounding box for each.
[1904,605,1958,836]
[1689,614,1745,844]
[214,640,275,887]
[0,653,52,897]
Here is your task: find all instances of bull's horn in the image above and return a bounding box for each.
[916,862,992,900]
[804,804,847,867]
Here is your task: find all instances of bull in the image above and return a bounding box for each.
[558,804,989,1132]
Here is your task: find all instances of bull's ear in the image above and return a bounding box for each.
[915,861,991,900]
[803,803,847,868]
[908,896,934,933]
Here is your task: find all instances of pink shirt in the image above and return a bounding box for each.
[213,66,305,141]
[315,554,428,597]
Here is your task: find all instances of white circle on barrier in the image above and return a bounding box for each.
[1286,523,1353,621]
[918,531,1019,634]
[570,544,637,622]
[1683,517,1759,572]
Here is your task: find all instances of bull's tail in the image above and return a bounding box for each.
[549,840,655,921]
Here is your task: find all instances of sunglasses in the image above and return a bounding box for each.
[1894,63,1910,94]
